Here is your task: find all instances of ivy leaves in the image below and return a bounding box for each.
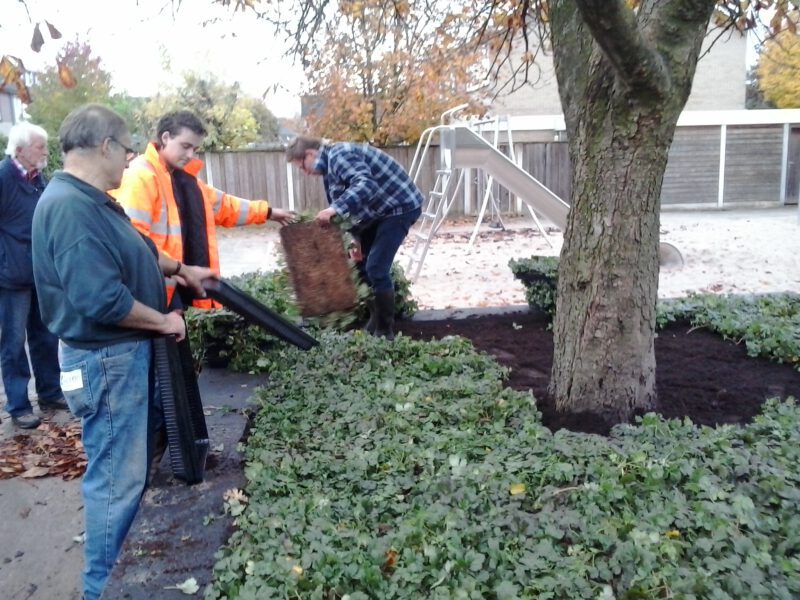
[207,329,800,598]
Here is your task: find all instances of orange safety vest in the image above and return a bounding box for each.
[110,143,271,309]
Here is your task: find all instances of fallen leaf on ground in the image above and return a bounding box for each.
[164,577,200,594]
[21,465,50,478]
[0,419,86,481]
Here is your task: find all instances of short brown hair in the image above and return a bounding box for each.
[286,135,322,162]
[156,110,207,141]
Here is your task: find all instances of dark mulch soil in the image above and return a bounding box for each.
[397,310,800,436]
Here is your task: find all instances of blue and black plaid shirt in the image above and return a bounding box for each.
[313,143,423,226]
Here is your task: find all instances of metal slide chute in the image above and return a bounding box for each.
[450,127,570,230]
[405,118,682,280]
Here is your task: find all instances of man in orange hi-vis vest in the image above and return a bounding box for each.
[112,110,294,479]
[111,110,295,311]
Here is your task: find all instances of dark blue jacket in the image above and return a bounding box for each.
[0,157,47,289]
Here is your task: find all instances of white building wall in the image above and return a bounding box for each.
[487,29,747,116]
[0,93,16,137]
[683,31,747,110]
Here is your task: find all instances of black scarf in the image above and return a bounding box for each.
[171,169,211,307]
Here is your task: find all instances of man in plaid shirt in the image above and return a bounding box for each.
[288,136,422,340]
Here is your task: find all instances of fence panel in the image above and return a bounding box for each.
[662,127,721,206]
[197,125,795,216]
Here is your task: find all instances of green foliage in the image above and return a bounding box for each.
[186,263,417,372]
[43,136,63,178]
[208,329,800,599]
[138,73,279,150]
[237,96,280,145]
[657,293,800,369]
[186,270,300,372]
[510,256,799,371]
[509,256,559,317]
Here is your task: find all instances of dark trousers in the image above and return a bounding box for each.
[0,286,61,416]
[357,207,421,293]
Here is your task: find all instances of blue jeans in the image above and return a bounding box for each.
[357,207,421,293]
[59,339,153,600]
[0,287,61,416]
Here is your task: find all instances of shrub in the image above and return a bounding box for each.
[509,256,559,317]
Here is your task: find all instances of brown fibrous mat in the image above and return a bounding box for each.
[280,221,358,317]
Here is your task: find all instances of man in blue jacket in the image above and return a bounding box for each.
[287,136,422,340]
[0,122,66,428]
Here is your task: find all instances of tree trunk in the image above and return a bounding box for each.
[548,0,716,425]
[549,109,675,424]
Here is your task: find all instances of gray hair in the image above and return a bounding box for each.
[4,121,48,156]
[59,104,128,154]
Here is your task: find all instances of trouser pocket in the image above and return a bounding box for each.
[58,346,95,418]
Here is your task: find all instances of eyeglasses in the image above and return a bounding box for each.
[109,137,138,162]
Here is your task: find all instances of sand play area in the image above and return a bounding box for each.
[218,206,800,308]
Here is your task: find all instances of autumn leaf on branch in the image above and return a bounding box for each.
[57,58,77,88]
[46,20,62,39]
[0,55,32,103]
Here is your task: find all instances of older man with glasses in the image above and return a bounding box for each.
[0,121,67,429]
[31,104,215,600]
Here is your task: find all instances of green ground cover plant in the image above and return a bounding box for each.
[508,256,559,318]
[185,264,416,372]
[510,256,799,370]
[207,329,800,599]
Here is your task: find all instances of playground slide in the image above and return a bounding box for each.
[450,127,569,230]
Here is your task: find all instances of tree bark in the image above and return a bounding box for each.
[548,0,717,425]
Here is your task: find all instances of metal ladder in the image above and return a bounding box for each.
[406,166,465,281]
[406,105,469,281]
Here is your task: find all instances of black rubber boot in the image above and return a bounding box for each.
[363,297,377,334]
[373,290,396,341]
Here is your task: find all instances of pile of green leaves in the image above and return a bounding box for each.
[509,256,559,317]
[657,293,800,369]
[186,269,300,372]
[208,331,800,599]
[186,263,417,372]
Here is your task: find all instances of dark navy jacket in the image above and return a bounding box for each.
[0,157,47,289]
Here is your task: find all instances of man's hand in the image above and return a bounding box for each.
[270,208,297,226]
[160,310,187,342]
[315,206,337,226]
[174,264,217,298]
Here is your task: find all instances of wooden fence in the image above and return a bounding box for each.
[198,124,799,217]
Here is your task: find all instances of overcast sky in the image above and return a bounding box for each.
[2,0,304,117]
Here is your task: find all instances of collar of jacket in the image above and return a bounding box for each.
[144,142,204,178]
[314,144,329,175]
